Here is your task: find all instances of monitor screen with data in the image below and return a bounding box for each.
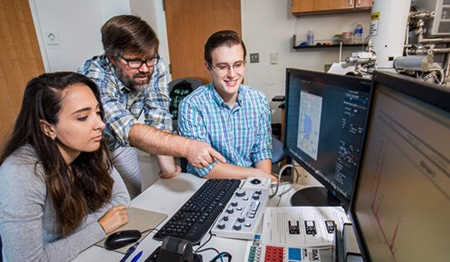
[284,69,371,210]
[350,71,450,261]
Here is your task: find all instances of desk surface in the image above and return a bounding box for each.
[74,173,314,261]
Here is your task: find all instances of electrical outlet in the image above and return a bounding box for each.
[250,53,259,63]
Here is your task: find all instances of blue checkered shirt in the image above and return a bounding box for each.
[78,54,172,150]
[178,83,272,177]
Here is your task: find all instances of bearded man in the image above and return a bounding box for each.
[79,15,224,198]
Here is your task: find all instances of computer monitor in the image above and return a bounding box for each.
[349,71,450,261]
[284,68,371,210]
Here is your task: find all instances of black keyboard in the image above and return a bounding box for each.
[153,179,240,245]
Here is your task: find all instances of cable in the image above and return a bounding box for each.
[431,63,445,85]
[143,227,159,237]
[195,231,214,253]
[196,247,220,255]
[270,164,300,198]
[209,251,232,262]
[194,229,233,261]
[277,164,300,197]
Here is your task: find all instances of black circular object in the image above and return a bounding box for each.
[104,229,141,250]
[250,178,261,185]
[290,187,341,207]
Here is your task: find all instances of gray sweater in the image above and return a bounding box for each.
[0,145,130,261]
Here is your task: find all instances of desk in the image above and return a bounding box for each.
[74,173,329,261]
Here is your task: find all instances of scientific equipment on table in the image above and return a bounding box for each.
[329,0,450,85]
[211,177,271,240]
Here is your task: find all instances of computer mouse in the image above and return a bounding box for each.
[104,229,141,250]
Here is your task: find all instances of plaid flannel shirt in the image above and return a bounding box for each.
[78,54,172,150]
[178,83,272,177]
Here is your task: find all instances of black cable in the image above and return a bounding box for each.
[146,228,159,234]
[195,230,232,262]
[209,251,232,262]
[196,246,219,254]
[196,247,220,256]
[195,231,214,253]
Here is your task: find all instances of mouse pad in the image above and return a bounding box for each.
[96,207,168,253]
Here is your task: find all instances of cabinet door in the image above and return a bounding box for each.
[354,0,372,9]
[0,0,44,145]
[316,0,354,12]
[292,0,355,15]
[292,0,315,14]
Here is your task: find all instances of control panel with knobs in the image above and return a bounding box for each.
[211,177,271,240]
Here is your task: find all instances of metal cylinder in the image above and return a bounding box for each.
[419,38,450,44]
[370,0,412,70]
[393,55,434,71]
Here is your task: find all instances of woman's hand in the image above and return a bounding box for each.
[98,205,128,234]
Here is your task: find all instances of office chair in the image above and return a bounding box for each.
[271,135,286,165]
[169,78,203,173]
[168,78,203,92]
[169,78,203,130]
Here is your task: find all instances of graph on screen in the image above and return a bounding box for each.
[354,86,450,261]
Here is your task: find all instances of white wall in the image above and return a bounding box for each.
[129,0,171,78]
[29,0,130,72]
[241,0,371,123]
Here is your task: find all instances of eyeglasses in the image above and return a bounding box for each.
[120,53,160,69]
[209,61,245,73]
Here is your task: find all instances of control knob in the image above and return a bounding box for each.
[235,190,246,197]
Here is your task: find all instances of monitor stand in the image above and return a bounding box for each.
[290,187,341,207]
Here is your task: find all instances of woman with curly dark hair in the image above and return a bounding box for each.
[0,72,130,261]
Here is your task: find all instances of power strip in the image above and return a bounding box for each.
[211,177,270,240]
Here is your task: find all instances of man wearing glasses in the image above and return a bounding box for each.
[178,30,274,181]
[79,15,225,198]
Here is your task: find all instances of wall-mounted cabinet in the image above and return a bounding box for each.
[292,0,372,16]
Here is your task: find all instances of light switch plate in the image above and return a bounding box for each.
[270,53,278,64]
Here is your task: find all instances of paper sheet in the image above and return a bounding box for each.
[262,206,348,247]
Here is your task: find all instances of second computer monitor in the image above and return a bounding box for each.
[349,71,450,261]
[284,68,371,210]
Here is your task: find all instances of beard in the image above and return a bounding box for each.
[115,66,152,92]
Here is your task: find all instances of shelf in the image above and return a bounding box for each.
[293,43,364,50]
